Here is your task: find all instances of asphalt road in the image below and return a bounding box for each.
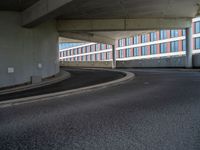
[0,68,124,101]
[0,69,200,150]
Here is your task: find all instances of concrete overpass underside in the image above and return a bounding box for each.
[0,0,200,88]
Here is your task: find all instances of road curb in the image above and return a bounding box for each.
[0,70,71,95]
[0,69,135,107]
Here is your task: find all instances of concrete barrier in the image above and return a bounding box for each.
[60,54,200,68]
[117,54,200,68]
[60,61,112,68]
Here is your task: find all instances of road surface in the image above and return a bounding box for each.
[0,69,200,150]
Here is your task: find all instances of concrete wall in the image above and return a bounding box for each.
[117,54,200,68]
[60,61,112,68]
[193,54,200,68]
[0,12,59,88]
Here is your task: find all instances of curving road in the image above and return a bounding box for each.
[0,69,200,150]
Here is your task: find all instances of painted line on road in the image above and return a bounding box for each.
[0,69,135,108]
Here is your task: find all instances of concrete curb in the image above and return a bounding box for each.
[0,69,135,107]
[0,70,71,95]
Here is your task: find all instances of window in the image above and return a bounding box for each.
[150,32,157,41]
[141,35,147,43]
[141,46,148,55]
[195,21,200,34]
[100,53,104,60]
[118,39,123,47]
[73,49,76,55]
[81,47,85,53]
[107,52,111,60]
[90,55,93,61]
[160,43,167,53]
[107,45,112,49]
[195,37,200,49]
[126,48,131,57]
[126,38,131,46]
[150,44,157,54]
[87,46,90,53]
[95,54,98,61]
[119,50,124,58]
[62,51,66,57]
[160,30,167,40]
[182,29,186,36]
[133,36,139,44]
[96,44,100,51]
[170,41,179,52]
[170,30,179,38]
[101,44,106,50]
[182,40,186,51]
[85,55,88,61]
[91,45,95,52]
[134,48,139,56]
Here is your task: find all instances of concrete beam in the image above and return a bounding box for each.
[59,32,115,45]
[57,18,192,32]
[22,0,72,27]
[59,37,85,43]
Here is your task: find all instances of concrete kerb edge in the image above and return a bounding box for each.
[0,70,71,95]
[0,69,135,107]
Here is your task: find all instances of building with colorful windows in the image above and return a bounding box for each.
[59,17,200,63]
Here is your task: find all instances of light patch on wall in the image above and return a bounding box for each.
[8,67,14,73]
[38,63,42,69]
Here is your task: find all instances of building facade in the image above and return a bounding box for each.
[59,18,200,62]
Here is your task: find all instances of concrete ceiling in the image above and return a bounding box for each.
[2,0,200,44]
[57,0,200,19]
[0,0,39,11]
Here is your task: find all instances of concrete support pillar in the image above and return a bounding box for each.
[185,26,193,68]
[112,45,116,69]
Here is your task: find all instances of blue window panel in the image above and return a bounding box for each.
[170,30,179,38]
[195,37,200,49]
[141,35,147,43]
[133,36,139,44]
[182,40,186,51]
[119,50,124,58]
[170,41,179,52]
[126,38,131,46]
[160,30,167,40]
[126,48,131,57]
[96,44,100,51]
[195,22,200,34]
[141,46,148,55]
[101,44,106,50]
[107,52,110,60]
[134,48,139,56]
[101,53,104,60]
[150,32,157,41]
[150,44,157,54]
[107,45,112,49]
[118,39,123,47]
[160,43,167,53]
[182,29,186,36]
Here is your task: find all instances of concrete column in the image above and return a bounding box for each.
[112,45,116,69]
[185,26,193,68]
